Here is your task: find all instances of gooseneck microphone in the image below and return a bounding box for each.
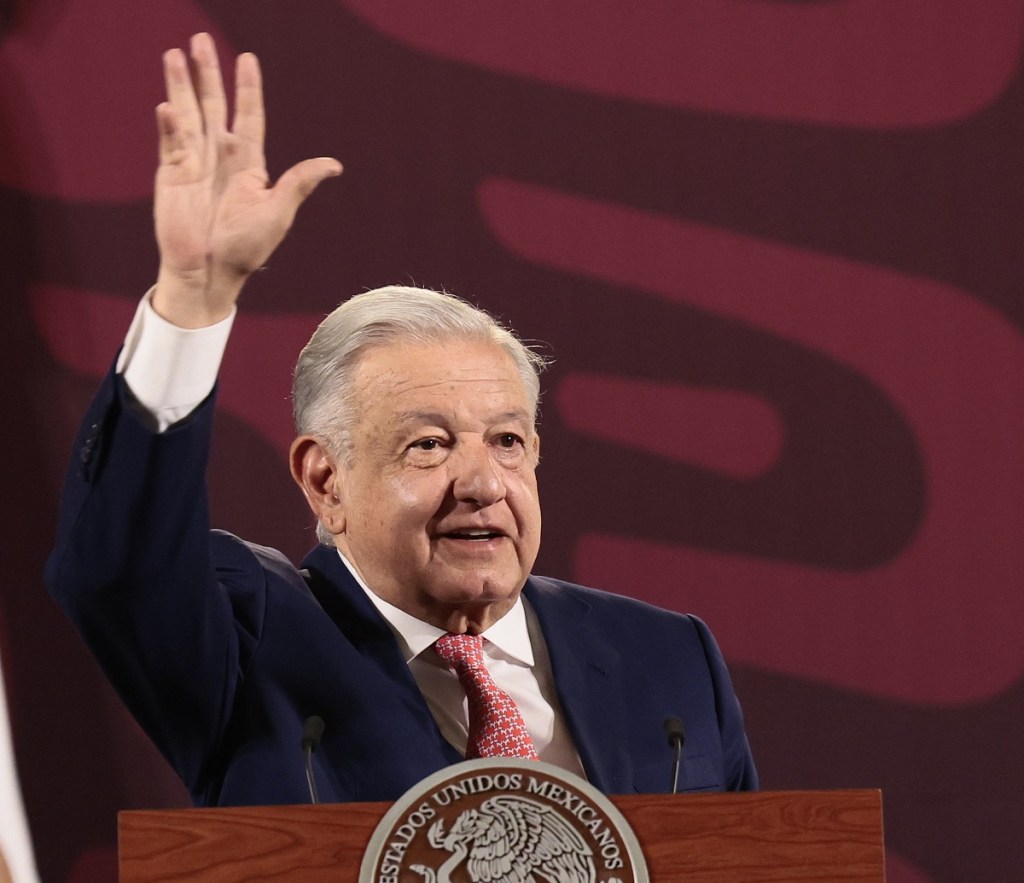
[301,715,326,804]
[663,716,686,794]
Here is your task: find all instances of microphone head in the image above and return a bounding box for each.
[301,715,325,752]
[663,716,686,749]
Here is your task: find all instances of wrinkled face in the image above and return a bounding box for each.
[332,338,542,631]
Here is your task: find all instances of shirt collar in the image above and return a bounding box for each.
[336,550,535,666]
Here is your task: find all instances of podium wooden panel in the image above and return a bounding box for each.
[119,789,884,882]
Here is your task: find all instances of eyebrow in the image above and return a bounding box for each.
[394,409,533,427]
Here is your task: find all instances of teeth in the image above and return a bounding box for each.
[450,529,496,538]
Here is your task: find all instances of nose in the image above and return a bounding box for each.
[452,441,505,508]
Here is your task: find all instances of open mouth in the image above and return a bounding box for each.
[442,529,505,541]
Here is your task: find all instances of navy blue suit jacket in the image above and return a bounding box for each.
[46,370,757,806]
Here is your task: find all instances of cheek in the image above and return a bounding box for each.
[388,473,448,519]
[508,472,542,525]
[348,474,420,535]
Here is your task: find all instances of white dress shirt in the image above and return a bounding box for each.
[117,290,235,431]
[117,291,585,776]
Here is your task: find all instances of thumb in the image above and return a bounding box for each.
[271,156,343,220]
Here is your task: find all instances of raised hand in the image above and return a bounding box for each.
[152,33,341,327]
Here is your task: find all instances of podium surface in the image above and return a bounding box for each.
[119,789,884,882]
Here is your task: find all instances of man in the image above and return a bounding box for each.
[46,34,756,806]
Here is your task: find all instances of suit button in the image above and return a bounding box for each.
[80,424,100,464]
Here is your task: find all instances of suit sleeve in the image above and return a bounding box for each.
[689,615,759,791]
[45,366,266,795]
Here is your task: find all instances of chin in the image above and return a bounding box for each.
[432,572,523,605]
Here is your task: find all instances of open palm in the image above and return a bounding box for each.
[153,34,340,327]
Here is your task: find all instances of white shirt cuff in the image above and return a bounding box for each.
[117,288,236,431]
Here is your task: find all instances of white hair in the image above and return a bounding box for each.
[292,285,547,545]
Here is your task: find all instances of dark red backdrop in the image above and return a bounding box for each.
[2,1,1023,880]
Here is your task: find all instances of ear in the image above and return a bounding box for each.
[289,435,346,537]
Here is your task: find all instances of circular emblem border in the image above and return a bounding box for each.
[359,758,650,882]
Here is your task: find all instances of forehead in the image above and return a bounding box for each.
[350,338,531,418]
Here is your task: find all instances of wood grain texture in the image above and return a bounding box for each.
[119,789,884,882]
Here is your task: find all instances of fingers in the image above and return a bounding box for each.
[161,33,229,144]
[155,102,183,165]
[190,32,228,136]
[233,51,265,149]
[162,46,202,143]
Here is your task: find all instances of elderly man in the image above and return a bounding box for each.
[46,34,756,805]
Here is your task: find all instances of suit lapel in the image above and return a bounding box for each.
[524,578,632,793]
[301,544,409,678]
[300,545,463,766]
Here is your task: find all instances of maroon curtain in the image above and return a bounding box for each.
[2,1,1023,880]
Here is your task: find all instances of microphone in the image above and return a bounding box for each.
[663,716,686,794]
[301,715,325,804]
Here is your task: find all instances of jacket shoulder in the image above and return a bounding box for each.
[525,574,708,636]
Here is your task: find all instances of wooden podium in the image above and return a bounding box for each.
[119,789,884,881]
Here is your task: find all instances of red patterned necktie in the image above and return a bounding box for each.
[434,633,539,760]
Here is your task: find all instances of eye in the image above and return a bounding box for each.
[496,433,524,448]
[410,438,441,451]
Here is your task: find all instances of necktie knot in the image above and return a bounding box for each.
[434,632,539,761]
[434,632,485,674]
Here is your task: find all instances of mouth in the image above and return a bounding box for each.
[440,528,507,542]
